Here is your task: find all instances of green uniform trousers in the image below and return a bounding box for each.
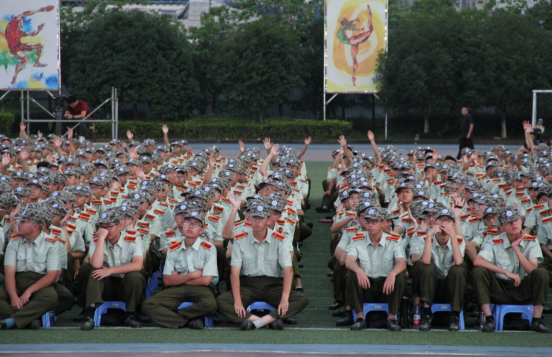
[62,254,77,291]
[0,272,57,328]
[85,269,147,313]
[142,283,217,328]
[76,263,93,308]
[321,180,338,209]
[217,276,309,323]
[55,280,74,316]
[347,271,406,316]
[538,256,552,281]
[411,261,467,312]
[216,244,227,285]
[471,267,548,306]
[328,255,348,304]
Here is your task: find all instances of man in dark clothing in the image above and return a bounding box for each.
[65,96,91,138]
[457,107,474,159]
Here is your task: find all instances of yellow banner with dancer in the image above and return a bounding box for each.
[325,0,387,93]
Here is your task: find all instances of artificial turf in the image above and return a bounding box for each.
[2,161,552,347]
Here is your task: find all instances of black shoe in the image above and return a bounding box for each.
[531,319,551,333]
[240,320,255,331]
[306,222,313,229]
[449,315,460,332]
[419,314,433,332]
[73,309,86,322]
[329,301,344,310]
[294,287,304,292]
[298,263,304,268]
[336,312,355,326]
[332,306,348,317]
[282,317,297,325]
[316,207,330,213]
[386,318,401,332]
[481,318,496,333]
[135,311,151,323]
[29,319,41,330]
[0,321,7,330]
[543,307,552,315]
[122,315,142,328]
[327,273,333,278]
[188,318,205,330]
[269,319,284,330]
[81,316,95,331]
[350,319,367,331]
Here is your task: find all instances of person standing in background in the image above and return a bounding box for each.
[457,107,474,159]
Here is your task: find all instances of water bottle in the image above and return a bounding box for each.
[413,304,421,329]
[318,219,332,223]
[479,310,486,330]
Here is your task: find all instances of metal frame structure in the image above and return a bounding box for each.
[532,90,552,126]
[323,0,388,138]
[0,87,119,140]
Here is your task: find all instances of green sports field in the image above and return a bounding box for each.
[2,162,552,347]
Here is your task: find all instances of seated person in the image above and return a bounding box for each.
[0,204,59,329]
[345,203,406,331]
[472,206,549,333]
[142,204,217,329]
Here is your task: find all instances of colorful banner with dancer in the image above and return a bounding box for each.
[0,0,60,90]
[325,0,387,93]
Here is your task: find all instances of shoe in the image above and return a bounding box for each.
[328,301,343,310]
[0,321,7,330]
[294,287,304,292]
[543,307,552,314]
[316,207,330,213]
[269,319,284,330]
[327,273,334,278]
[350,319,366,331]
[29,319,41,330]
[188,318,205,330]
[135,311,151,323]
[81,316,95,331]
[419,314,433,332]
[298,263,304,268]
[240,320,255,331]
[122,315,142,328]
[306,222,313,229]
[531,319,551,333]
[282,317,297,325]
[386,318,401,332]
[336,312,355,326]
[73,309,86,322]
[481,318,496,333]
[449,315,460,332]
[332,306,348,317]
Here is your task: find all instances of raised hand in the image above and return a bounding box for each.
[37,130,43,138]
[304,136,312,146]
[129,147,139,159]
[208,153,216,169]
[238,139,245,153]
[52,136,62,149]
[367,130,374,141]
[338,135,347,148]
[19,122,26,132]
[162,124,169,135]
[126,130,134,141]
[67,127,74,140]
[227,192,240,209]
[18,147,29,161]
[270,144,280,156]
[1,153,11,168]
[263,137,271,150]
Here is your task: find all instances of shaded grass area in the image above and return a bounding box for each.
[2,162,552,346]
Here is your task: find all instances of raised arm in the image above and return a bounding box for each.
[297,136,311,159]
[162,125,170,146]
[367,131,381,164]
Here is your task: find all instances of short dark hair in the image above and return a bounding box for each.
[67,96,77,104]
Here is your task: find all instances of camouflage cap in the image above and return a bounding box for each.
[19,203,44,225]
[114,165,130,176]
[120,200,139,218]
[98,207,124,224]
[128,191,153,204]
[356,198,375,215]
[26,178,49,193]
[89,175,108,188]
[483,206,499,218]
[0,181,12,195]
[126,158,142,167]
[339,188,359,201]
[274,180,291,196]
[0,175,12,186]
[0,193,18,209]
[498,206,521,225]
[184,207,205,226]
[249,200,270,218]
[359,205,387,221]
[46,198,68,216]
[11,171,27,180]
[187,199,208,213]
[14,186,31,197]
[173,201,190,216]
[139,181,157,197]
[51,190,75,203]
[267,192,286,212]
[65,184,93,196]
[190,186,215,202]
[435,206,455,220]
[395,182,414,194]
[64,167,82,178]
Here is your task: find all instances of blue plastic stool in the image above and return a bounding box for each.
[41,310,57,328]
[247,301,276,313]
[352,303,389,322]
[177,302,213,327]
[94,301,127,327]
[151,272,159,290]
[430,304,465,330]
[495,304,533,331]
[145,278,154,299]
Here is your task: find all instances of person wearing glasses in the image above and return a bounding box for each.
[142,204,218,329]
[409,205,467,332]
[80,207,146,330]
[345,203,406,331]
